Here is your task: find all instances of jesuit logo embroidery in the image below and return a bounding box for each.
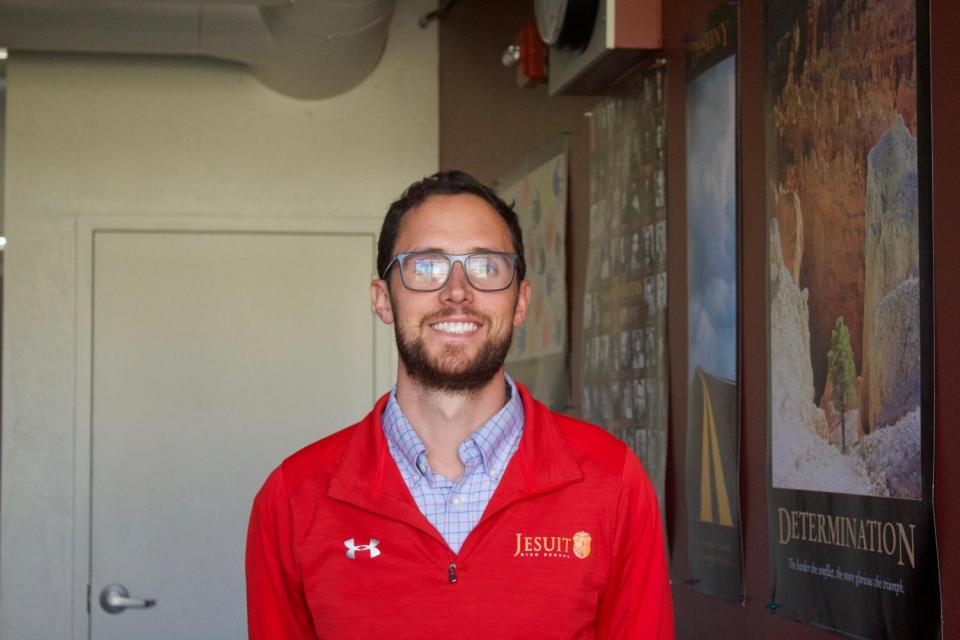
[344,538,381,559]
[572,531,592,559]
[513,531,593,559]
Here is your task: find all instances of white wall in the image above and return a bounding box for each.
[0,1,437,637]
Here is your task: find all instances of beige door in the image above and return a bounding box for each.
[89,229,385,638]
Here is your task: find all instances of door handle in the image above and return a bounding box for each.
[99,584,157,614]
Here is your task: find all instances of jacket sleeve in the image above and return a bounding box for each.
[246,466,317,640]
[595,449,675,639]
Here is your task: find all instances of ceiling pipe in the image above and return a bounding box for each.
[0,0,398,99]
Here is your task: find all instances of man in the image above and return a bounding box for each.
[246,171,674,639]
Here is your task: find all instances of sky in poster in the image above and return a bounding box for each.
[687,55,737,382]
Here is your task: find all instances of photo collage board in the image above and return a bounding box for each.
[581,65,669,524]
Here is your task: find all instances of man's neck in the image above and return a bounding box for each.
[394,368,510,482]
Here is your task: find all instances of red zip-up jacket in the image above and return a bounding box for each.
[246,383,674,639]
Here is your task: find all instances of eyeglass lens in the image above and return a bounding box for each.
[400,253,515,291]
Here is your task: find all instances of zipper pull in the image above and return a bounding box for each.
[448,562,458,584]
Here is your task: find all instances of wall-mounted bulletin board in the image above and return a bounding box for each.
[765,1,940,637]
[580,64,670,532]
[684,1,744,602]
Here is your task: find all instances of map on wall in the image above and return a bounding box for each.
[499,135,569,410]
[580,66,669,529]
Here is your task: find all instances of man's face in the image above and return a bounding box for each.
[371,193,530,393]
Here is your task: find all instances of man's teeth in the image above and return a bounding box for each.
[432,321,478,334]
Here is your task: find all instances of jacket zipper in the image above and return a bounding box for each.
[448,562,458,584]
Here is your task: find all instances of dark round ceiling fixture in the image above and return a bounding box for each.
[535,0,600,52]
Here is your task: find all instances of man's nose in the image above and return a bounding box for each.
[440,261,474,303]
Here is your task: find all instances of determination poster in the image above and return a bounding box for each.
[766,1,939,637]
[581,66,669,527]
[684,2,743,601]
[499,136,569,410]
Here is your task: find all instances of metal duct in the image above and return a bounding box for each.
[0,0,398,99]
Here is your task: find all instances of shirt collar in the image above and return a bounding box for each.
[381,375,525,482]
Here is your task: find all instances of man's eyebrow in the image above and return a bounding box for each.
[404,247,506,254]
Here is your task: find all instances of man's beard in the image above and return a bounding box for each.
[394,310,514,393]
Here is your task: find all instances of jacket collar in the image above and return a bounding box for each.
[326,381,583,542]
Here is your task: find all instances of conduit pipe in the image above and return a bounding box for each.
[0,0,398,99]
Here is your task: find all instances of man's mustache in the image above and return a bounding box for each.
[421,307,490,326]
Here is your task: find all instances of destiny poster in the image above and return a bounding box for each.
[766,1,939,637]
[581,66,669,530]
[684,2,743,601]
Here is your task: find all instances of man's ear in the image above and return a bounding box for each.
[371,279,395,325]
[512,280,532,327]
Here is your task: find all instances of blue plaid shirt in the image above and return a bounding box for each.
[382,377,524,554]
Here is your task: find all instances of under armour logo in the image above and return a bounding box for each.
[344,538,381,559]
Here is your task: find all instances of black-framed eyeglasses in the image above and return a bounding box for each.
[385,251,520,292]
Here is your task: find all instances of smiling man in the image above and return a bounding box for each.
[246,171,674,639]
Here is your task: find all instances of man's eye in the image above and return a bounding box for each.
[414,260,447,276]
[469,261,496,277]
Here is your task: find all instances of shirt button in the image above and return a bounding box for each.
[452,495,464,506]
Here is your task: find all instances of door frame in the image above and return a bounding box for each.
[71,214,393,639]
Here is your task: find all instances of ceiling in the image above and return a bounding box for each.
[0,0,399,99]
